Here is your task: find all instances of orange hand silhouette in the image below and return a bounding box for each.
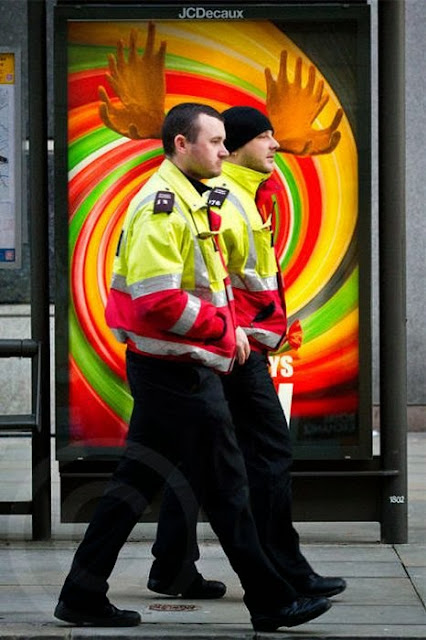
[265,51,343,155]
[98,23,166,139]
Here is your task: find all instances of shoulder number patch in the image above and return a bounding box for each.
[208,187,229,209]
[154,191,175,214]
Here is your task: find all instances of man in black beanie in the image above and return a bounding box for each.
[148,105,347,602]
[221,105,274,153]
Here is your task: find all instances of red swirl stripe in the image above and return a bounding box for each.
[69,69,265,112]
[284,157,322,288]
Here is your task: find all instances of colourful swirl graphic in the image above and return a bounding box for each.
[66,21,358,448]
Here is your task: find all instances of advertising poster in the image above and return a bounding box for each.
[0,51,19,266]
[56,4,371,461]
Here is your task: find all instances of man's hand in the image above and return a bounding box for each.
[98,23,166,139]
[265,50,343,155]
[235,326,251,365]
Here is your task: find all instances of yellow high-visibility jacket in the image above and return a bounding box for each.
[105,159,236,373]
[209,161,287,352]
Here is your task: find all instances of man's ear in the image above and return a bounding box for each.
[174,133,188,155]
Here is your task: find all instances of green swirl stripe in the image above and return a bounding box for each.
[300,267,358,343]
[274,154,302,269]
[69,129,122,171]
[69,302,132,421]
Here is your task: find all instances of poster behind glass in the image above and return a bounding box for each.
[55,4,371,461]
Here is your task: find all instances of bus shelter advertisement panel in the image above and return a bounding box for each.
[61,8,370,460]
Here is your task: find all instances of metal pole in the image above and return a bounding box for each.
[378,0,407,543]
[27,0,51,540]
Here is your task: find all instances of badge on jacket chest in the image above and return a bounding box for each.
[208,187,229,209]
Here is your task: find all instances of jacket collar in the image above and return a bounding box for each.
[221,161,271,198]
[157,158,209,213]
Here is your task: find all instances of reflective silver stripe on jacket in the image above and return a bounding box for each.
[110,273,127,292]
[111,328,128,343]
[226,192,258,270]
[244,327,283,349]
[230,272,278,292]
[111,272,182,297]
[111,274,228,310]
[226,283,234,302]
[111,329,234,373]
[193,287,229,306]
[170,295,201,335]
[130,273,182,298]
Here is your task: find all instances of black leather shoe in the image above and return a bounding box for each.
[251,596,332,632]
[148,575,226,599]
[295,573,347,598]
[183,575,226,599]
[54,600,141,627]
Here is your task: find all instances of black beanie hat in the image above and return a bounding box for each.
[222,106,274,153]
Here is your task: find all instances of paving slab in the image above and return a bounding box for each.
[305,560,407,578]
[333,577,420,605]
[302,545,398,562]
[395,546,426,568]
[405,567,426,606]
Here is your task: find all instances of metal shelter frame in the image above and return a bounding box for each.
[0,0,51,540]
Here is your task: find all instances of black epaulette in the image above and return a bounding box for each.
[153,191,175,214]
[207,187,229,209]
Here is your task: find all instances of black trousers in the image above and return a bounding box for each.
[150,351,313,590]
[59,351,297,615]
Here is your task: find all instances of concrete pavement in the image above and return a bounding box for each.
[0,432,425,639]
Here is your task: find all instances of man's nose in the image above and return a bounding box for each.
[220,144,229,157]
